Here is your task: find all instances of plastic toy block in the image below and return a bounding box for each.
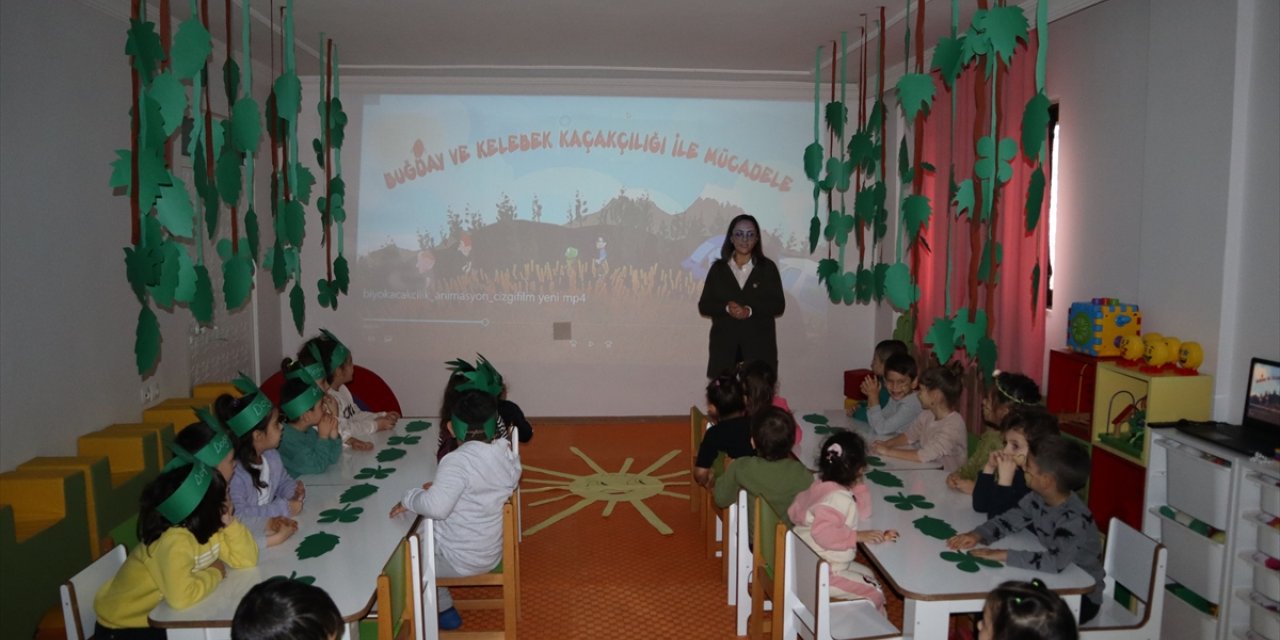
[0,468,91,640]
[77,429,159,490]
[191,382,240,400]
[1066,298,1141,357]
[103,422,175,469]
[142,397,211,434]
[18,455,145,560]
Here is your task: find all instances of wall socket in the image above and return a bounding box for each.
[140,379,161,405]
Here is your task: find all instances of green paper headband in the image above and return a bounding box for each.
[447,355,504,441]
[163,427,232,472]
[281,382,325,421]
[453,414,499,443]
[225,376,275,437]
[319,329,350,377]
[286,360,325,386]
[156,463,213,524]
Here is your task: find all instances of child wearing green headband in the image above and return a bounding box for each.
[947,371,1042,495]
[390,383,520,631]
[275,376,347,477]
[94,463,259,635]
[219,393,306,520]
[300,331,399,442]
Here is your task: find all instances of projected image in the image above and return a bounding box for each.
[353,95,829,364]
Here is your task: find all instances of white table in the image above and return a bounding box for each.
[303,418,441,488]
[858,469,1095,639]
[793,409,942,471]
[150,421,440,639]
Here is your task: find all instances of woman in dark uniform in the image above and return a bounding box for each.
[697,214,785,378]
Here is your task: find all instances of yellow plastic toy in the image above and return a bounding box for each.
[1144,340,1172,368]
[1119,335,1145,362]
[1142,332,1164,346]
[1162,336,1182,364]
[1179,342,1205,372]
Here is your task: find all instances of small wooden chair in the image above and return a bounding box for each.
[437,499,519,640]
[780,530,900,640]
[60,544,127,640]
[689,405,708,514]
[359,536,417,640]
[748,495,787,640]
[413,518,440,640]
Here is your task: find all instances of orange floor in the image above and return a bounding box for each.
[451,420,911,639]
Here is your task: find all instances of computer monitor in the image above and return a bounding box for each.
[1244,357,1280,429]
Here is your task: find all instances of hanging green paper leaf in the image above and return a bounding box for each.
[826,271,856,305]
[149,241,181,309]
[138,96,167,155]
[327,98,348,148]
[847,130,875,173]
[169,18,212,80]
[978,241,1003,283]
[191,265,214,325]
[975,136,1018,185]
[155,177,195,239]
[855,267,874,303]
[245,207,261,263]
[284,200,306,247]
[925,316,957,364]
[816,258,840,285]
[902,194,932,242]
[883,262,919,311]
[1031,263,1041,311]
[1021,92,1051,160]
[147,72,186,138]
[216,146,243,206]
[222,58,241,104]
[819,157,852,193]
[873,263,891,300]
[230,99,262,154]
[931,36,966,90]
[808,215,820,253]
[824,211,855,246]
[404,420,432,433]
[312,138,326,168]
[953,179,975,219]
[978,6,1030,67]
[273,72,302,122]
[289,282,305,333]
[952,308,989,352]
[339,484,379,504]
[1025,167,1045,232]
[295,531,340,560]
[803,142,824,183]
[898,138,912,186]
[977,337,999,384]
[328,193,346,224]
[896,74,936,123]
[317,278,338,310]
[125,19,164,84]
[135,303,161,375]
[294,166,316,204]
[171,244,196,304]
[124,245,161,302]
[109,150,131,190]
[271,243,288,289]
[824,101,847,138]
[377,448,407,463]
[334,255,350,294]
[223,254,254,310]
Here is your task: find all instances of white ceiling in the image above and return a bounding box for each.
[114,0,1101,82]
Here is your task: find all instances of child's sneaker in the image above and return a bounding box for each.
[438,607,462,630]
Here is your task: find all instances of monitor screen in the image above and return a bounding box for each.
[1245,358,1280,428]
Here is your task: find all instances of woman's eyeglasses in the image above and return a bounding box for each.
[732,231,757,240]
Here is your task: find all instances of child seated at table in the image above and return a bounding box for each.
[231,576,342,640]
[390,361,521,631]
[95,463,259,638]
[979,579,1079,640]
[870,363,968,472]
[787,431,898,613]
[220,391,304,519]
[436,355,533,461]
[742,360,798,444]
[713,407,813,526]
[300,329,399,440]
[862,352,923,437]
[275,372,347,477]
[847,339,910,419]
[971,406,1060,519]
[947,434,1104,625]
[948,371,1042,494]
[693,368,754,488]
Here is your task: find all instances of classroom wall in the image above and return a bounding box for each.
[1047,0,1280,419]
[0,2,280,472]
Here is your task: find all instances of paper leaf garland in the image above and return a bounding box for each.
[931,36,966,90]
[338,484,379,504]
[273,72,302,123]
[333,255,350,293]
[156,179,195,239]
[148,72,186,138]
[135,303,160,375]
[884,492,935,511]
[317,505,364,524]
[289,282,306,333]
[1021,92,1051,160]
[295,531,340,560]
[125,19,164,84]
[354,466,396,480]
[229,99,262,154]
[883,263,919,311]
[1025,168,1046,232]
[191,265,214,324]
[902,194,932,242]
[925,317,957,364]
[245,207,260,262]
[913,515,958,540]
[976,6,1029,67]
[377,447,407,463]
[404,420,432,433]
[895,73,936,123]
[865,469,903,488]
[170,18,212,80]
[803,142,824,181]
[223,254,254,310]
[808,216,820,253]
[386,435,420,446]
[940,550,1003,573]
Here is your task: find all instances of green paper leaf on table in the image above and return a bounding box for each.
[802,413,829,425]
[273,72,302,121]
[803,142,824,182]
[339,483,380,504]
[317,505,364,524]
[824,101,847,138]
[902,194,932,241]
[866,456,885,468]
[377,448,407,463]
[223,253,254,310]
[885,492,935,511]
[808,215,820,253]
[404,420,432,433]
[931,35,966,90]
[334,255,350,294]
[191,265,214,325]
[940,550,1003,573]
[245,207,260,263]
[156,177,195,238]
[126,19,164,84]
[125,245,162,302]
[913,515,958,540]
[865,469,903,488]
[883,262,919,311]
[169,18,211,80]
[896,74,935,123]
[816,258,840,285]
[1025,167,1045,232]
[289,282,305,334]
[952,179,975,219]
[976,6,1029,67]
[1021,92,1051,160]
[925,316,957,364]
[354,466,397,480]
[284,200,306,247]
[230,99,262,154]
[222,58,241,104]
[147,72,186,138]
[295,531,340,560]
[135,303,160,375]
[824,210,855,246]
[387,435,421,446]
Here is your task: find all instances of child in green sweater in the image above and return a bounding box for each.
[714,406,813,527]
